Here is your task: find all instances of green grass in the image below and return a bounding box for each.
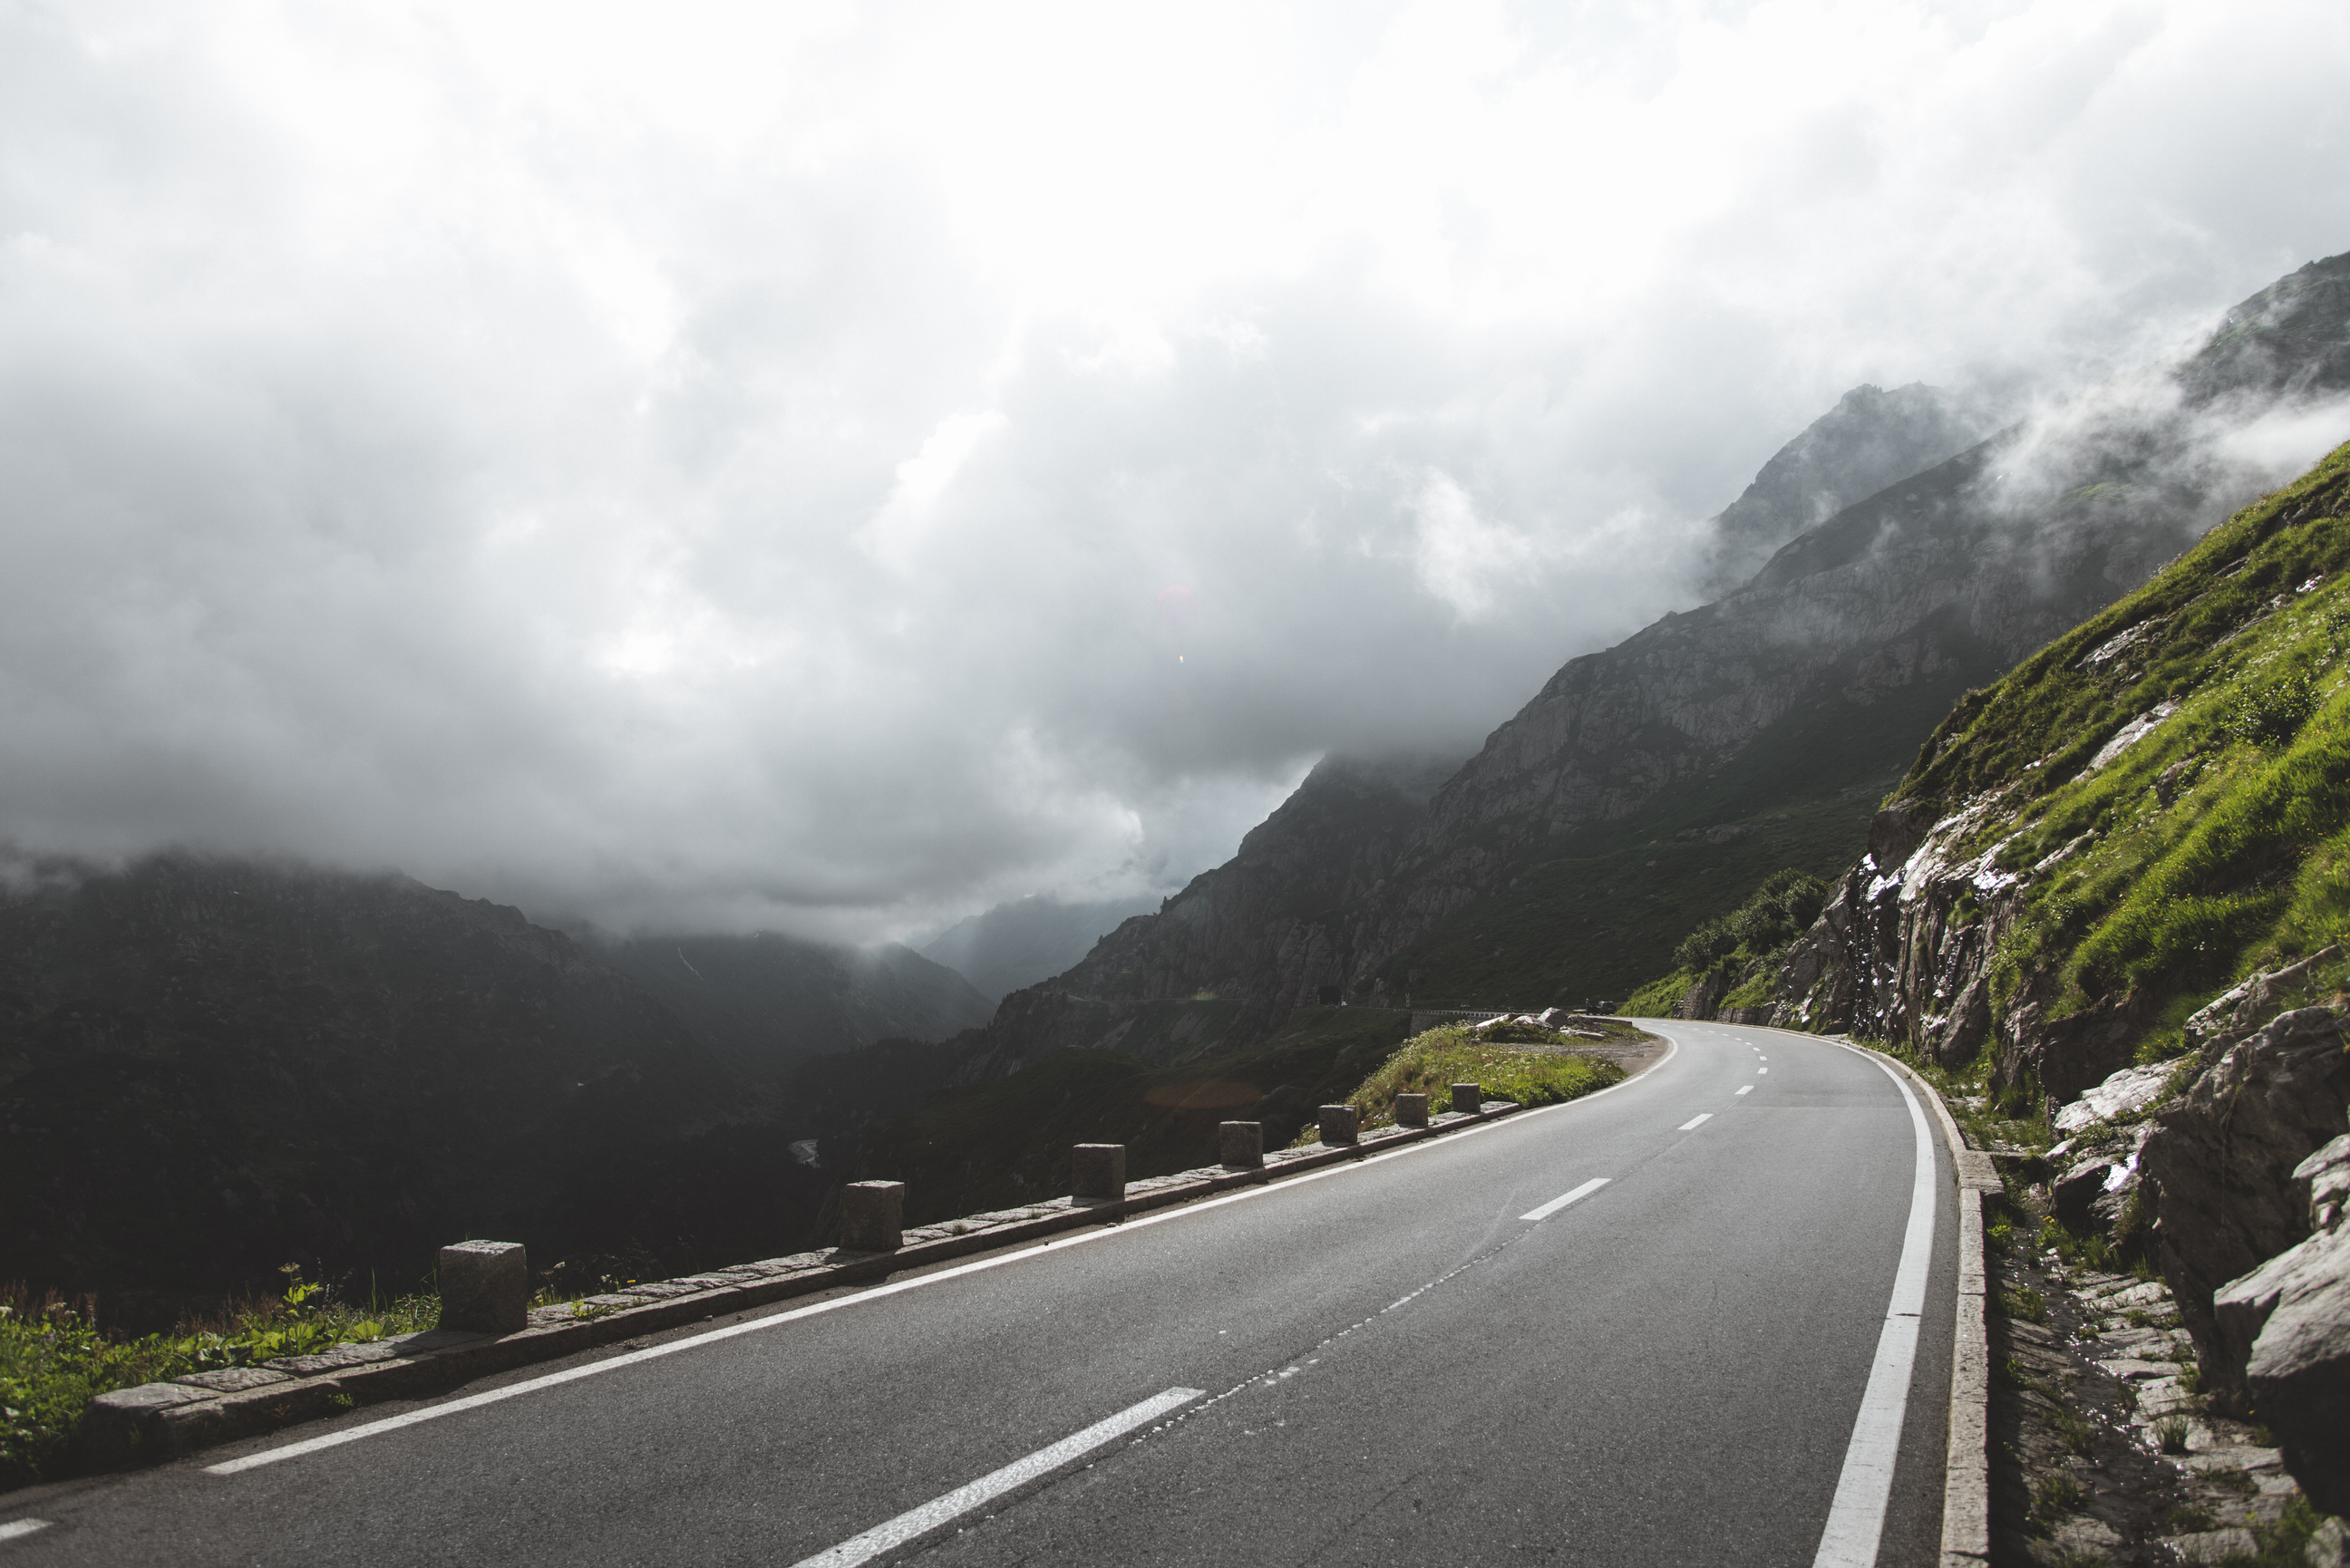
[1629,442,2350,1057]
[1334,1024,1629,1131]
[1907,443,2350,1025]
[2029,1470,2086,1528]
[1,1272,437,1489]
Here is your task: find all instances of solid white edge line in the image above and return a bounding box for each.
[208,1028,1684,1476]
[786,1386,1204,1568]
[1810,1045,1937,1568]
[1520,1176,1609,1222]
[0,1520,52,1543]
[1676,1113,1712,1130]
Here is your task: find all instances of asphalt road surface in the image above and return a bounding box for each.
[3,1020,1957,1567]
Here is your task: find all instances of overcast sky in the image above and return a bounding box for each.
[3,0,2346,941]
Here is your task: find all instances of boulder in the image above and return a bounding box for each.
[2141,1007,2350,1399]
[2052,1125,2154,1238]
[2183,948,2342,1056]
[2053,1061,2174,1135]
[1867,799,1939,873]
[2215,1137,2350,1513]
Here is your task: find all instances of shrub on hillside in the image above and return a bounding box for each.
[2224,670,2319,748]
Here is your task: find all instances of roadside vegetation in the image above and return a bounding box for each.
[1324,1020,1633,1137]
[0,1271,438,1490]
[1620,869,1828,1017]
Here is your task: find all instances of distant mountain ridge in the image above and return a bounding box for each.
[0,852,992,1308]
[917,895,1161,1002]
[592,930,994,1076]
[1700,381,2001,595]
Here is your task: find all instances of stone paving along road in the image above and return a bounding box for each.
[1,1021,1957,1566]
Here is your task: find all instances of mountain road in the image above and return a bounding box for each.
[2,1020,1958,1566]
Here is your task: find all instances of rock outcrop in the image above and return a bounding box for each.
[2140,1008,2350,1398]
[2216,1133,2350,1512]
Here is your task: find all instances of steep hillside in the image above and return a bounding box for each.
[1763,440,2350,1088]
[592,931,994,1078]
[918,895,1160,1002]
[0,854,830,1314]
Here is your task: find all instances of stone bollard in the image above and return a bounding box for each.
[1452,1082,1482,1115]
[840,1180,905,1252]
[1073,1143,1127,1203]
[439,1240,529,1335]
[1395,1092,1429,1128]
[1318,1104,1359,1147]
[1219,1120,1265,1169]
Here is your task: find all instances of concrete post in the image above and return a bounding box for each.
[1318,1104,1359,1147]
[1394,1092,1429,1128]
[840,1180,905,1252]
[1073,1143,1127,1203]
[1219,1121,1265,1169]
[1452,1081,1482,1115]
[439,1240,528,1335]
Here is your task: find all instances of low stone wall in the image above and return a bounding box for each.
[86,1098,1524,1468]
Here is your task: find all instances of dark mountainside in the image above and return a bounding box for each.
[917,894,1161,1003]
[1700,381,2002,595]
[0,856,986,1316]
[591,931,993,1078]
[915,253,2350,1089]
[859,1006,1420,1225]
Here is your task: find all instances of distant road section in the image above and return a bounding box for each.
[8,1021,1956,1567]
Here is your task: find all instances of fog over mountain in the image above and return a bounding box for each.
[3,1,2347,942]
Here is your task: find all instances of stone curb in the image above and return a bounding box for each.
[86,1100,1524,1468]
[1870,1048,1996,1568]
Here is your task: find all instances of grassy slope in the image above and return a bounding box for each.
[1621,440,2350,1044]
[1899,440,2350,1037]
[854,1007,1418,1224]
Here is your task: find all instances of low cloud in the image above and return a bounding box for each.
[1,0,2346,940]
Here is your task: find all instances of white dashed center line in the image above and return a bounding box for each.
[1736,1085,1754,1096]
[1677,1113,1713,1131]
[0,1521,51,1544]
[788,1388,1204,1568]
[1520,1177,1610,1222]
